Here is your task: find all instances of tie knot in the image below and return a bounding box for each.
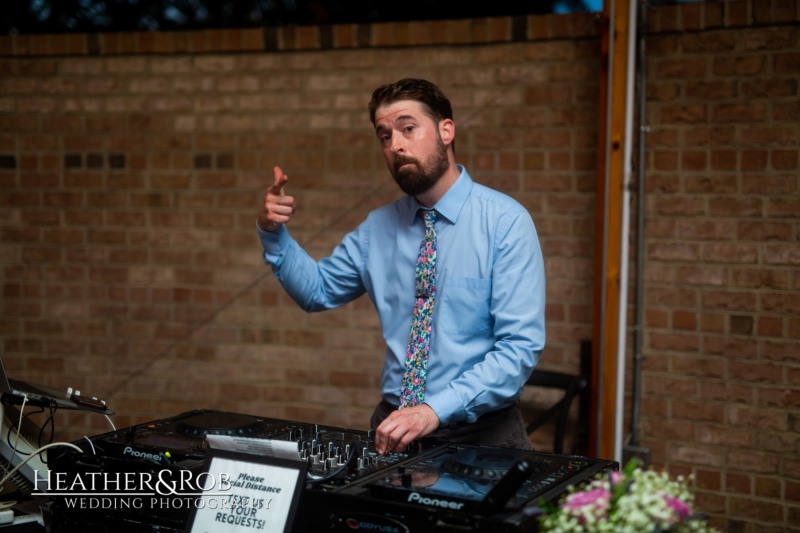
[423,210,436,228]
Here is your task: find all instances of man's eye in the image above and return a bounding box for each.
[404,126,414,133]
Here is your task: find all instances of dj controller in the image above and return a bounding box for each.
[44,409,615,532]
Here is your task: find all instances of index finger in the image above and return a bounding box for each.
[269,166,288,195]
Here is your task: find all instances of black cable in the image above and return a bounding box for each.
[99,178,400,402]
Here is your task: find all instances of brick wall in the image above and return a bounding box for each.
[640,2,800,530]
[0,1,798,531]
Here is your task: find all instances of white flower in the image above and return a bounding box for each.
[538,459,717,533]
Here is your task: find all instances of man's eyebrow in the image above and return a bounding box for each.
[375,114,418,131]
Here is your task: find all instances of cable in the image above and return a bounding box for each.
[24,405,47,450]
[82,436,96,455]
[6,405,48,455]
[9,395,28,467]
[40,402,57,455]
[0,441,84,493]
[97,178,402,402]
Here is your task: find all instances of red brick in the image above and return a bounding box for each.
[730,360,783,383]
[738,220,794,241]
[761,293,800,314]
[708,196,764,217]
[669,444,725,468]
[758,316,785,337]
[741,78,798,98]
[726,472,753,494]
[758,388,800,409]
[683,125,736,147]
[658,103,708,124]
[766,197,800,218]
[728,406,786,432]
[786,481,800,507]
[699,381,755,404]
[728,495,784,523]
[742,175,797,195]
[702,290,757,312]
[650,331,702,354]
[712,55,766,77]
[771,149,798,170]
[641,417,695,440]
[730,268,789,290]
[647,242,698,263]
[671,310,697,330]
[721,102,771,124]
[675,266,727,287]
[762,244,800,265]
[700,312,726,333]
[679,151,706,171]
[645,308,669,328]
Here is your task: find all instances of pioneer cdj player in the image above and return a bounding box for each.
[44,409,615,532]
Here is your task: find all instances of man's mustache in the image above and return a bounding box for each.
[394,155,419,172]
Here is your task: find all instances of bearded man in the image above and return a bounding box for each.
[257,78,546,453]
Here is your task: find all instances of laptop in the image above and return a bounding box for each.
[0,356,114,415]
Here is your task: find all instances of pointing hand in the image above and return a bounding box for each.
[258,166,296,232]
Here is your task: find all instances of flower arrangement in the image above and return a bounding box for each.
[538,459,716,532]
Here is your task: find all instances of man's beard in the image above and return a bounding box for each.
[390,137,449,197]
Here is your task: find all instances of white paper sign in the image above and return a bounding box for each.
[206,435,302,461]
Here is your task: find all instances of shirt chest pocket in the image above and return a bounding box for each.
[439,276,492,336]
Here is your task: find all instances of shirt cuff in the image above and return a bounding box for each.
[257,222,289,265]
[424,388,467,427]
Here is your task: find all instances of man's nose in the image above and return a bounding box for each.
[389,135,406,154]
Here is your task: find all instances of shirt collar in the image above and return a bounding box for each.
[404,165,473,225]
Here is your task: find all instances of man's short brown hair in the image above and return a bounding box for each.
[368,78,454,126]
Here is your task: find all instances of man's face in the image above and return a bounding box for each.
[374,100,449,197]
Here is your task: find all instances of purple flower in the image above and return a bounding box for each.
[562,487,611,522]
[663,494,692,523]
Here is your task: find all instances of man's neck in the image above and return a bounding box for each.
[414,163,461,208]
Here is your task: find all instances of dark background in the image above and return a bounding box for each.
[2,0,603,34]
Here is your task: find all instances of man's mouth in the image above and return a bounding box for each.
[395,158,418,172]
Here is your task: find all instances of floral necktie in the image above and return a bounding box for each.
[400,210,437,408]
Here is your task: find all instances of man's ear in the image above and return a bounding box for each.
[439,118,455,147]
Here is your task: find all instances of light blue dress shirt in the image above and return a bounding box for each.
[258,166,545,426]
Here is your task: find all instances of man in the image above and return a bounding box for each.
[257,78,545,454]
